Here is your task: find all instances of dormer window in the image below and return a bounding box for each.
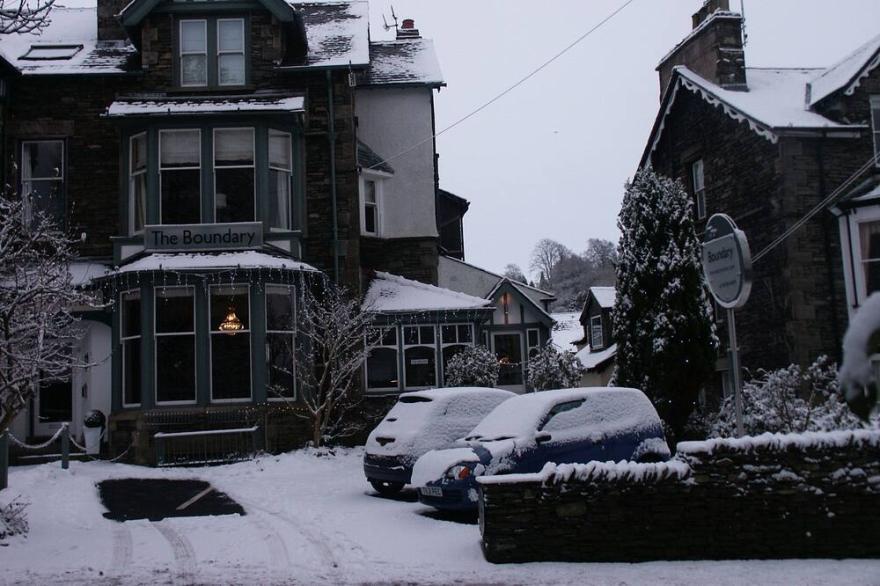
[179,18,247,88]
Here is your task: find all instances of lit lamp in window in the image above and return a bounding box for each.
[218,305,245,334]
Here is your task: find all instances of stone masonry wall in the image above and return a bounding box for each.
[479,431,880,563]
[360,236,440,286]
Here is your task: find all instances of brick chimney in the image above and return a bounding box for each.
[656,0,747,95]
[397,18,421,40]
[97,0,130,41]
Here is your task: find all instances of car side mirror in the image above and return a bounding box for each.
[534,431,552,443]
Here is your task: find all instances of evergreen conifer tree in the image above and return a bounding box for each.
[612,167,718,439]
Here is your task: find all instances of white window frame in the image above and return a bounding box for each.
[359,173,384,237]
[365,325,400,393]
[268,129,293,231]
[590,315,604,350]
[871,95,880,168]
[217,18,246,87]
[154,285,197,406]
[692,159,706,220]
[212,127,256,223]
[402,324,437,390]
[159,129,201,225]
[179,19,208,87]
[129,132,147,235]
[209,283,252,403]
[840,205,880,311]
[265,284,296,401]
[120,289,142,407]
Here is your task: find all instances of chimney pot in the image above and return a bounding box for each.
[402,19,415,29]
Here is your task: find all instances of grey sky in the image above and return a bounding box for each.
[367,0,880,280]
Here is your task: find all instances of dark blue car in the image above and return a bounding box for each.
[411,387,670,511]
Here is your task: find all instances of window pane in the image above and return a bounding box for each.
[458,325,473,344]
[22,141,62,179]
[212,333,251,399]
[123,338,141,405]
[267,333,294,398]
[156,335,195,402]
[381,327,397,346]
[215,168,255,223]
[269,169,291,230]
[161,131,200,168]
[527,329,539,348]
[155,288,194,333]
[405,347,435,388]
[215,128,254,166]
[122,291,141,338]
[365,180,376,203]
[181,54,207,85]
[441,325,456,344]
[367,348,398,389]
[862,221,880,295]
[218,54,245,86]
[161,169,200,224]
[419,326,434,345]
[218,19,244,52]
[181,21,206,53]
[211,287,249,331]
[404,326,418,345]
[131,173,146,232]
[269,131,291,170]
[364,204,376,234]
[131,133,147,172]
[692,160,704,191]
[266,286,295,331]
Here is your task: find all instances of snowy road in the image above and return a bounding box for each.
[1,447,878,585]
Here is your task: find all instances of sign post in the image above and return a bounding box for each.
[701,213,752,437]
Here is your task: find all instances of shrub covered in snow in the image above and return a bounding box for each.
[839,292,880,420]
[527,344,585,391]
[611,167,718,438]
[0,498,28,542]
[444,345,499,388]
[709,356,873,437]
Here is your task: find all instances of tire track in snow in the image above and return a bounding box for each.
[246,512,291,569]
[153,521,196,585]
[109,523,133,572]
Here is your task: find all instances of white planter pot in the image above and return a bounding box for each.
[83,426,103,455]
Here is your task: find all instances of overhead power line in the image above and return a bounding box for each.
[367,0,638,171]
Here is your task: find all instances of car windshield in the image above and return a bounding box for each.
[464,398,547,442]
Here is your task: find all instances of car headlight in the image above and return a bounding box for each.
[444,464,472,480]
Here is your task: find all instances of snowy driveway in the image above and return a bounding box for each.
[1,447,878,585]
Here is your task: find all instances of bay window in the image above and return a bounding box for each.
[155,287,196,403]
[266,285,296,399]
[210,285,251,401]
[121,290,142,406]
[269,130,293,230]
[403,325,436,389]
[366,326,399,391]
[180,20,208,87]
[160,130,201,224]
[22,140,64,226]
[129,133,147,233]
[214,128,255,223]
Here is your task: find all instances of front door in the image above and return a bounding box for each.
[493,333,525,392]
[33,377,72,437]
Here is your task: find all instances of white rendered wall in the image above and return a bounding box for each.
[355,87,438,238]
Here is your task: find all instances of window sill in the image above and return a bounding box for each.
[166,84,257,95]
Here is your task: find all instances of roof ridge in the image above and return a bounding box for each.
[372,271,489,304]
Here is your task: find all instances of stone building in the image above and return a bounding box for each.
[642,0,880,394]
[1,0,499,461]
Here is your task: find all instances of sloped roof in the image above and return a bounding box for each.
[364,272,492,313]
[487,278,556,327]
[291,1,370,68]
[362,38,444,87]
[575,343,617,371]
[106,93,305,117]
[807,33,880,107]
[112,251,317,274]
[0,6,136,75]
[357,140,394,174]
[590,286,616,309]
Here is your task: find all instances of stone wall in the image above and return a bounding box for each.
[479,431,880,563]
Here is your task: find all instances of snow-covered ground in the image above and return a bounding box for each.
[2,448,878,585]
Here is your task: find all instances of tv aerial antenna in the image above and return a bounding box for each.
[382,5,398,34]
[740,0,748,46]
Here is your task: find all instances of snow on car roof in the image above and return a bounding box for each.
[363,271,492,313]
[466,387,657,442]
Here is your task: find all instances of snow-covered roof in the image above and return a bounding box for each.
[291,1,370,69]
[69,261,110,286]
[0,5,135,75]
[105,94,305,118]
[807,33,880,107]
[590,286,615,309]
[575,343,617,371]
[112,251,317,274]
[362,38,444,87]
[550,312,583,352]
[364,271,492,313]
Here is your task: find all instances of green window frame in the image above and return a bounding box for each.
[176,16,249,88]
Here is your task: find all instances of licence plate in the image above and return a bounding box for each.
[420,486,443,497]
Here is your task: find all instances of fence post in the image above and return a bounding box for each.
[0,431,8,490]
[252,426,263,454]
[61,423,70,470]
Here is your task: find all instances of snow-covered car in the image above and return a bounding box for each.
[364,387,515,495]
[411,387,670,511]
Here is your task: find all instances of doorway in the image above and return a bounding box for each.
[492,332,525,392]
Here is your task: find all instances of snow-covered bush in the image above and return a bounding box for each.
[709,356,872,437]
[527,344,585,391]
[444,345,499,388]
[0,498,28,542]
[839,292,880,420]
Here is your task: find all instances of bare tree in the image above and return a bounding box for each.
[528,238,570,286]
[273,282,377,447]
[585,238,618,271]
[0,193,96,433]
[0,0,55,35]
[501,263,527,284]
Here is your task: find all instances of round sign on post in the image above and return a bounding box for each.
[702,213,752,438]
[702,213,752,308]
